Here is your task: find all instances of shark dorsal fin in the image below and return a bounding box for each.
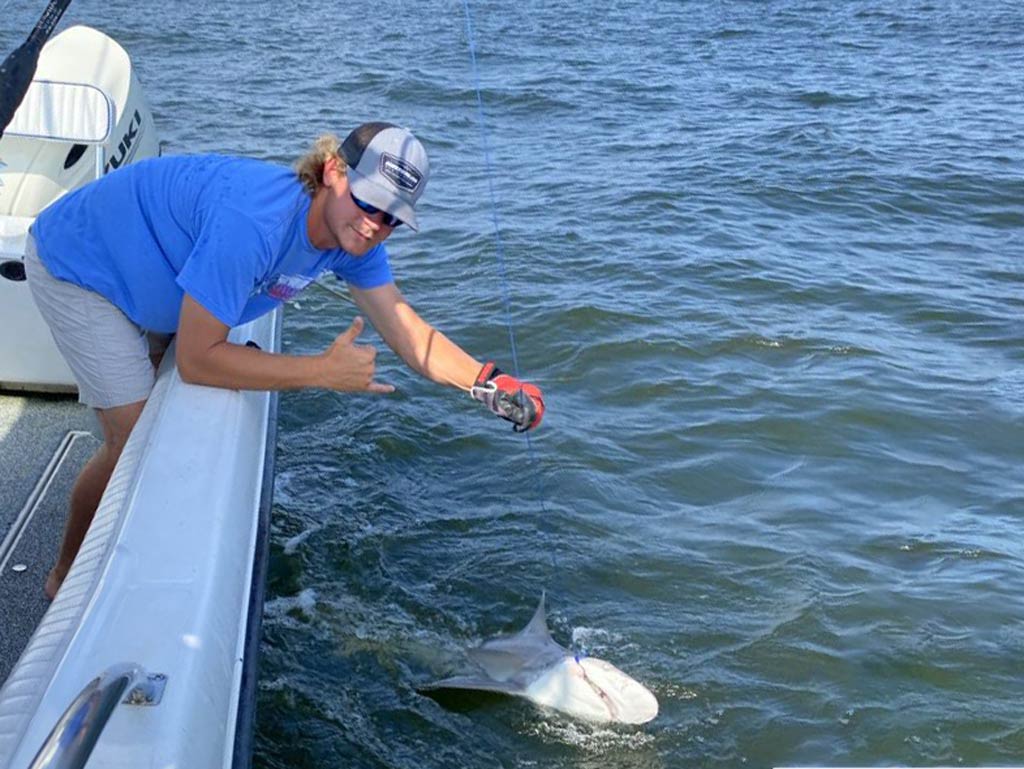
[520,590,552,641]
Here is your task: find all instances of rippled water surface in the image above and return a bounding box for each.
[4,1,1023,766]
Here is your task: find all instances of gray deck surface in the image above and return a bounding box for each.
[0,393,99,685]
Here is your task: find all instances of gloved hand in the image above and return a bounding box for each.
[470,361,545,432]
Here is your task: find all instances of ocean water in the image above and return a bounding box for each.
[4,1,1023,766]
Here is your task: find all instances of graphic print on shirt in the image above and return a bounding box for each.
[255,272,317,301]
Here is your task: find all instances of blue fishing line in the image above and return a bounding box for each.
[460,0,521,383]
[460,0,548,514]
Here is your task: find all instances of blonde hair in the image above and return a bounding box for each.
[295,133,345,195]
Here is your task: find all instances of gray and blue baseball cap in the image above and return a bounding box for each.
[341,122,429,231]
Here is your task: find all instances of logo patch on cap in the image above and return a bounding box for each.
[380,153,423,192]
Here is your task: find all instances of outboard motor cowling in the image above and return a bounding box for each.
[0,25,159,392]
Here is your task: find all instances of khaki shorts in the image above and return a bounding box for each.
[24,235,172,410]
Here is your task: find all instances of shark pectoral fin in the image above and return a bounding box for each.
[418,675,522,696]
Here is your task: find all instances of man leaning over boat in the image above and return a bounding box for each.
[25,122,545,599]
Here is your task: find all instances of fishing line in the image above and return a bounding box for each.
[459,2,522,381]
[460,1,552,526]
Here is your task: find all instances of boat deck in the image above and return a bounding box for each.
[0,391,98,685]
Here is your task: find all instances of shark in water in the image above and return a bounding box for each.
[423,594,658,724]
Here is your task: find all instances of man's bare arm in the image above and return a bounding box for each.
[175,294,392,393]
[349,282,481,390]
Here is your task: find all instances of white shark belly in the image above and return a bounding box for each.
[523,656,659,724]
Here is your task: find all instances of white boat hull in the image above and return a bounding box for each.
[0,310,279,768]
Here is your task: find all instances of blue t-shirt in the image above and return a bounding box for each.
[30,154,393,333]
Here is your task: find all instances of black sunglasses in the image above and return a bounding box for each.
[350,192,403,228]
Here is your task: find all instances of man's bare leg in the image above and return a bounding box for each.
[45,399,147,599]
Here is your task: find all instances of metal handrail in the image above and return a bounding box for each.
[28,663,147,769]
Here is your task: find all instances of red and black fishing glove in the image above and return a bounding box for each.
[470,362,545,432]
